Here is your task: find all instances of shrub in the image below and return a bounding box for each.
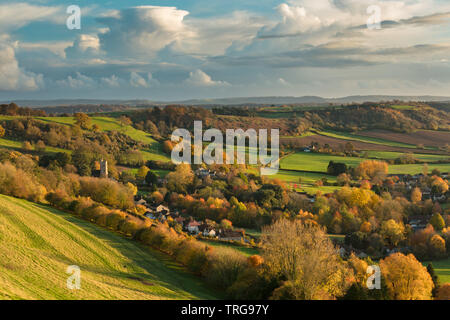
[205,247,248,290]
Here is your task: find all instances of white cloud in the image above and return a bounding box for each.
[65,35,101,59]
[98,6,192,57]
[0,40,44,91]
[101,75,120,87]
[184,69,230,87]
[0,3,62,31]
[130,72,159,88]
[56,72,97,89]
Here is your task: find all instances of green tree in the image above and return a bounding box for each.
[429,213,445,231]
[427,263,440,297]
[145,170,159,188]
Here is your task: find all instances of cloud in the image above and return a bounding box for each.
[97,6,191,57]
[65,35,101,59]
[130,72,159,88]
[0,2,62,32]
[184,69,230,87]
[100,75,120,87]
[56,72,97,89]
[0,40,44,91]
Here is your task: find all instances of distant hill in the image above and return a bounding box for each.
[2,95,450,110]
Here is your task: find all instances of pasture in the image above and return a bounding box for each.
[281,152,450,175]
[38,116,170,162]
[424,259,450,284]
[0,195,218,300]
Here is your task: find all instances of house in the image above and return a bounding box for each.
[135,198,147,206]
[174,216,186,226]
[186,220,201,234]
[196,168,216,178]
[157,178,168,185]
[203,229,216,237]
[219,229,245,241]
[433,194,447,202]
[199,222,217,237]
[155,205,169,214]
[408,216,429,231]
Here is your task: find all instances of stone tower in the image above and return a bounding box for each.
[100,159,108,178]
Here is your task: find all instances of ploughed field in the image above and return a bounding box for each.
[0,195,218,300]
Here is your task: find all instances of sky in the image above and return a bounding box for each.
[1,0,450,101]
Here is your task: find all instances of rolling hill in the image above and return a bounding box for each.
[0,194,218,300]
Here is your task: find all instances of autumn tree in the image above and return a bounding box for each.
[167,163,194,193]
[34,140,46,152]
[119,115,132,131]
[262,219,351,300]
[145,120,159,135]
[436,283,450,300]
[163,140,174,154]
[74,113,91,130]
[355,160,388,180]
[137,165,150,179]
[248,255,264,268]
[429,234,446,259]
[220,219,233,230]
[380,219,405,247]
[411,187,422,203]
[22,141,33,151]
[380,253,433,300]
[431,176,449,194]
[0,124,5,137]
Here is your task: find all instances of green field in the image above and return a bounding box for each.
[37,116,170,162]
[364,151,450,162]
[281,152,450,175]
[198,239,259,257]
[281,152,363,172]
[0,194,218,300]
[424,259,450,284]
[388,163,450,174]
[0,137,70,154]
[390,105,417,110]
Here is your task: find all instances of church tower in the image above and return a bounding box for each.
[100,160,108,178]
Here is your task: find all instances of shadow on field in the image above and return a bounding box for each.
[34,203,220,300]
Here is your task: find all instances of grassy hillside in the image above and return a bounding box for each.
[37,116,171,162]
[0,194,218,300]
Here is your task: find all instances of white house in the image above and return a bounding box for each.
[186,221,201,234]
[203,229,216,237]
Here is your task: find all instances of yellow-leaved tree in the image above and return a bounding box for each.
[380,253,434,300]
